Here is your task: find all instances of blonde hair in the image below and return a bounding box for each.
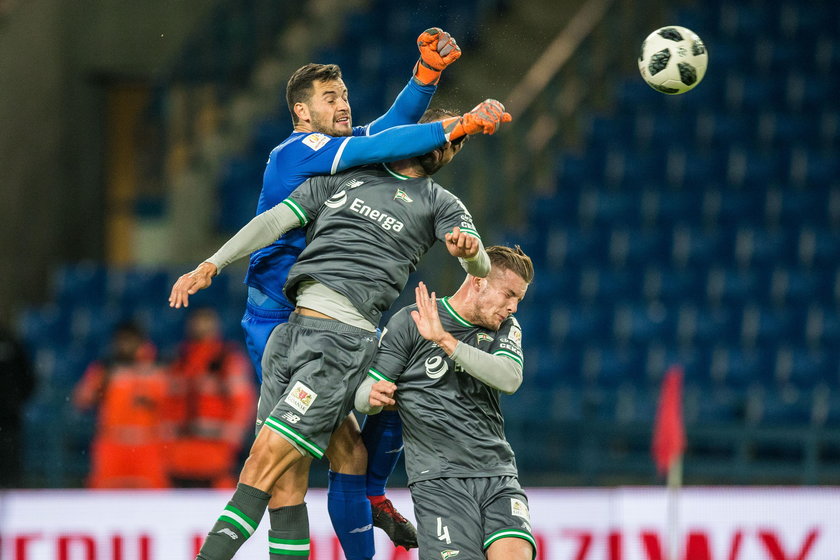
[486,245,534,284]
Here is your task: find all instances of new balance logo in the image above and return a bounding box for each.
[349,524,373,533]
[281,411,301,424]
[217,528,239,540]
[345,179,365,189]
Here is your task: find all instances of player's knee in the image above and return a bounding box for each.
[242,428,301,480]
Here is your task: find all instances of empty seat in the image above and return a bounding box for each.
[551,304,612,345]
[585,345,646,388]
[52,263,108,305]
[774,346,834,388]
[612,302,676,346]
[757,386,814,426]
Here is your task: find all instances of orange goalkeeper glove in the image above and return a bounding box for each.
[440,99,513,142]
[413,27,461,86]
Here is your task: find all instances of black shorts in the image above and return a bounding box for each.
[410,476,536,560]
[257,312,377,459]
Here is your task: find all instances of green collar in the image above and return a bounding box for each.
[441,297,474,327]
[383,163,410,181]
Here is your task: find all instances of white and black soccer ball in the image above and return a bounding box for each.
[638,26,708,94]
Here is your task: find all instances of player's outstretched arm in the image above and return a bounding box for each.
[336,100,512,173]
[365,27,460,134]
[168,200,302,308]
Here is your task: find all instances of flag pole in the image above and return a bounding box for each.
[666,454,683,560]
[652,365,686,560]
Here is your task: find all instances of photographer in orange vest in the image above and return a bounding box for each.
[165,308,256,488]
[73,321,169,488]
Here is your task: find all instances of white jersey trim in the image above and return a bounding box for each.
[331,137,352,175]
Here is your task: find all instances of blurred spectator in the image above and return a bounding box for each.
[165,308,256,488]
[73,321,169,488]
[0,323,36,488]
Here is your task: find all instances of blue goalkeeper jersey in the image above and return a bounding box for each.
[243,78,446,308]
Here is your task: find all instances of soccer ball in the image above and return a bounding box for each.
[638,26,708,94]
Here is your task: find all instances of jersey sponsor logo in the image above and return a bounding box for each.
[394,188,413,203]
[510,498,530,521]
[476,332,494,345]
[325,190,348,208]
[508,324,523,346]
[217,528,239,540]
[285,381,317,414]
[441,550,460,560]
[498,342,520,354]
[424,356,449,379]
[281,411,301,424]
[302,133,329,151]
[349,197,405,232]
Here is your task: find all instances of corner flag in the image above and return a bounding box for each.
[652,365,686,475]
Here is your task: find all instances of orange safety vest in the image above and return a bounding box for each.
[73,359,169,488]
[165,340,255,482]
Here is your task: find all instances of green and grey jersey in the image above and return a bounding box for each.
[283,164,481,326]
[368,299,524,484]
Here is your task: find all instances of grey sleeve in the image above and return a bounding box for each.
[354,376,383,415]
[458,238,490,278]
[450,341,523,394]
[205,202,300,272]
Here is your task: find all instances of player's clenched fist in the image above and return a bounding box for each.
[441,99,513,142]
[413,27,461,85]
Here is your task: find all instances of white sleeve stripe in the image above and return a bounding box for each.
[331,137,352,175]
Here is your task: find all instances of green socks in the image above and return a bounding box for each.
[269,503,311,558]
[196,483,271,560]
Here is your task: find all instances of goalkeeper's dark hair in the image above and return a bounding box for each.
[286,63,344,124]
[419,107,459,123]
[486,245,534,284]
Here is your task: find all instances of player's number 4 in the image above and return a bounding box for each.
[436,517,451,544]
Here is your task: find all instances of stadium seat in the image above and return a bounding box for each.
[774,346,834,388]
[52,263,108,306]
[757,386,814,426]
[611,302,676,347]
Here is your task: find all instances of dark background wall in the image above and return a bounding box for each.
[0,0,220,320]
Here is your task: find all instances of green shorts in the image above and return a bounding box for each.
[256,312,377,459]
[410,476,536,560]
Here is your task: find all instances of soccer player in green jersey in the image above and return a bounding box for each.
[357,245,536,560]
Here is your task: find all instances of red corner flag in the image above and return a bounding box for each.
[652,365,686,475]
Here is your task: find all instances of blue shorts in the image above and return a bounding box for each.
[241,290,293,382]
